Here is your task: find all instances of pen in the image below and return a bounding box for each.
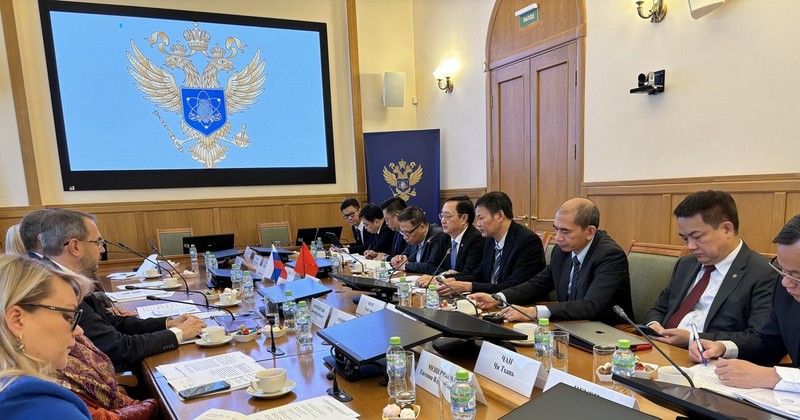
[690,323,707,366]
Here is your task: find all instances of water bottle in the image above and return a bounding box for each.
[241,271,254,304]
[204,251,212,278]
[316,237,325,258]
[450,369,476,420]
[310,239,318,255]
[230,263,243,292]
[283,290,296,331]
[612,339,636,378]
[330,252,341,275]
[534,318,552,372]
[296,301,313,352]
[397,277,411,306]
[189,244,199,273]
[425,284,439,309]
[385,336,406,399]
[377,262,390,283]
[209,254,218,271]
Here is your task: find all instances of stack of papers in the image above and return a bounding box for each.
[195,396,359,420]
[156,352,263,395]
[106,290,173,302]
[136,300,201,319]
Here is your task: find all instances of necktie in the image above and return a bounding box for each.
[491,245,502,284]
[450,240,458,269]
[568,255,581,300]
[664,265,716,329]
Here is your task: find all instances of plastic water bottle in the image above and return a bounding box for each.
[385,336,406,399]
[397,277,411,306]
[230,263,243,292]
[316,237,325,258]
[204,251,212,278]
[377,261,390,283]
[534,318,552,372]
[209,254,218,271]
[450,369,476,419]
[425,284,439,309]
[330,252,341,275]
[189,244,199,273]
[296,301,313,352]
[283,290,296,331]
[612,339,636,378]
[241,271,254,304]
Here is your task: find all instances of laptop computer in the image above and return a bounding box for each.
[553,321,649,351]
[295,226,343,246]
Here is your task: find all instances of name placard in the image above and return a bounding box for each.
[474,341,542,397]
[310,298,332,328]
[415,350,486,405]
[328,308,356,326]
[243,246,254,261]
[543,369,639,409]
[355,295,387,316]
[252,254,264,267]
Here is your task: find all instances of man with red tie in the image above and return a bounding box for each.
[643,190,775,347]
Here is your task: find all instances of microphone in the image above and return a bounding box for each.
[341,248,366,274]
[146,239,193,298]
[110,241,161,272]
[146,295,235,321]
[613,305,694,388]
[125,285,209,306]
[264,314,285,356]
[387,237,434,278]
[434,270,479,316]
[492,293,538,323]
[326,368,352,402]
[423,247,452,289]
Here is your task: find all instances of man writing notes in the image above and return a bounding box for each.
[691,214,800,392]
[39,209,205,371]
[426,192,545,294]
[340,198,374,255]
[358,203,394,256]
[644,190,775,347]
[390,207,445,273]
[470,197,633,325]
[365,196,407,261]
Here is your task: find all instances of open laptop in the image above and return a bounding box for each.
[553,321,649,351]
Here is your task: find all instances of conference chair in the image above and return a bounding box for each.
[156,227,193,256]
[542,232,556,265]
[257,221,292,247]
[626,241,689,323]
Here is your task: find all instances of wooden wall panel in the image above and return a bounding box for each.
[592,194,665,250]
[217,206,286,247]
[289,204,351,243]
[93,212,140,255]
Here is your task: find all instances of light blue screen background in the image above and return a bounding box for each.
[49,11,330,170]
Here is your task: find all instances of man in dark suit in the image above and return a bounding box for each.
[358,203,394,255]
[432,196,486,285]
[644,190,775,347]
[368,196,407,261]
[436,191,545,294]
[340,197,374,255]
[19,208,53,260]
[390,207,445,273]
[470,197,632,326]
[692,214,800,392]
[39,209,205,372]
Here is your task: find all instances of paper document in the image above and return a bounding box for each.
[115,280,168,290]
[108,272,138,280]
[106,289,173,302]
[136,300,201,319]
[156,352,262,394]
[194,396,359,420]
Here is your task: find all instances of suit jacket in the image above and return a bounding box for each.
[360,221,393,255]
[427,224,486,276]
[735,280,799,367]
[79,293,178,372]
[387,230,406,259]
[644,242,776,342]
[402,224,447,274]
[502,230,633,325]
[348,223,375,254]
[463,221,546,294]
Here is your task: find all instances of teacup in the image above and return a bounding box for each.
[657,366,693,386]
[512,322,537,341]
[144,268,160,278]
[162,277,178,288]
[251,368,286,393]
[219,292,236,305]
[456,299,477,314]
[200,326,226,343]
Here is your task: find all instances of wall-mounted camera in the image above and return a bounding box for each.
[630,69,665,95]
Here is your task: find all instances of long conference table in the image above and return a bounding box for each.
[97,257,689,419]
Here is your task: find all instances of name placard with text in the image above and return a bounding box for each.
[415,350,486,405]
[310,298,332,328]
[355,295,387,316]
[474,341,542,397]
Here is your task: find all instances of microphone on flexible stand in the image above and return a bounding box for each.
[146,295,236,321]
[125,285,209,305]
[387,237,434,279]
[326,368,353,402]
[613,305,695,388]
[264,315,285,356]
[341,248,366,274]
[146,239,193,297]
[492,293,539,323]
[433,261,480,316]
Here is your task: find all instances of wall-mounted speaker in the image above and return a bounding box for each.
[382,72,405,107]
[688,0,725,19]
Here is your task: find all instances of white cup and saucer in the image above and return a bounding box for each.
[216,292,240,307]
[144,268,161,279]
[247,368,296,398]
[161,277,179,289]
[196,326,232,347]
[508,322,537,346]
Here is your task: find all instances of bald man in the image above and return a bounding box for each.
[470,197,633,326]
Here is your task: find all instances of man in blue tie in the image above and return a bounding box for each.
[470,197,633,325]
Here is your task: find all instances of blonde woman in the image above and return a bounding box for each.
[0,254,92,418]
[4,224,24,254]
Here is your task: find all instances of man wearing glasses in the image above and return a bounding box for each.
[691,214,800,392]
[339,198,374,255]
[38,209,205,372]
[424,196,485,290]
[643,190,775,347]
[390,206,445,273]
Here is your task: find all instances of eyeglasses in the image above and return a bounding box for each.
[769,257,800,283]
[342,211,357,219]
[18,303,83,331]
[62,238,108,249]
[400,223,423,237]
[438,212,461,220]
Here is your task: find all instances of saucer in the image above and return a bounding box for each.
[214,300,241,308]
[144,274,162,279]
[246,380,296,398]
[159,285,181,290]
[509,338,534,347]
[195,336,233,347]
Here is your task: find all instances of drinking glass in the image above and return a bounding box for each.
[551,331,569,372]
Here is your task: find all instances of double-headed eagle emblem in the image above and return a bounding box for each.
[126,23,267,168]
[383,159,423,201]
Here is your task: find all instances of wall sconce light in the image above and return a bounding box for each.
[635,0,667,22]
[433,59,459,94]
[434,74,453,93]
